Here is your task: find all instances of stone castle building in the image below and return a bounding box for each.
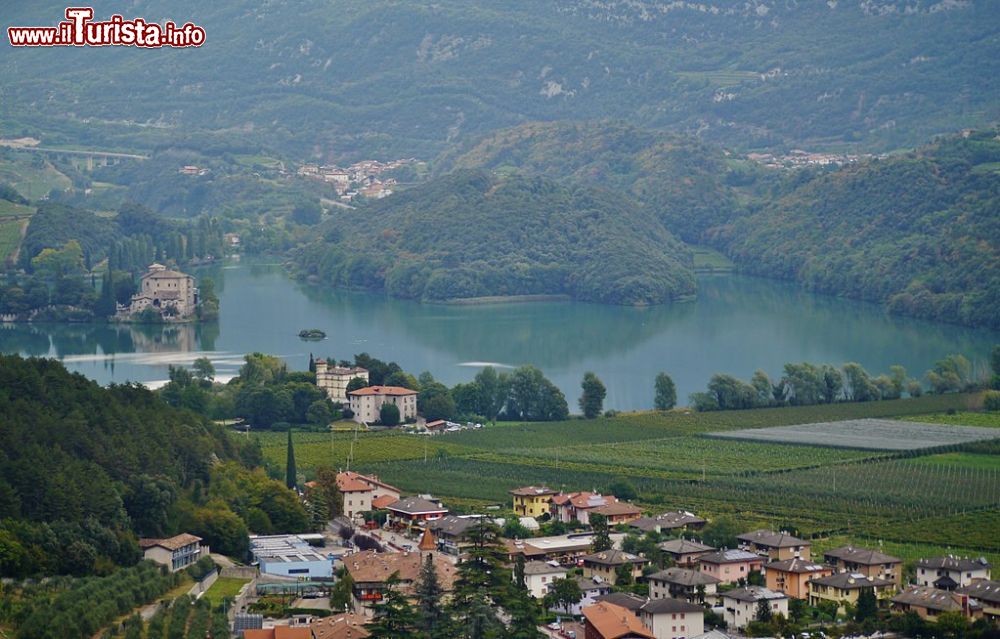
[121,263,199,320]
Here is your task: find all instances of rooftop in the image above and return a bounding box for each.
[647,566,721,587]
[823,545,901,566]
[250,535,330,563]
[766,558,830,574]
[387,496,448,516]
[809,572,894,589]
[893,586,983,612]
[737,529,809,548]
[592,592,648,612]
[348,385,418,397]
[592,502,643,517]
[582,549,647,566]
[630,511,706,532]
[509,485,558,497]
[916,556,991,571]
[640,598,704,615]
[139,533,201,551]
[583,601,655,639]
[524,560,568,576]
[723,586,788,603]
[344,550,457,590]
[658,539,715,555]
[699,549,762,564]
[310,613,370,639]
[956,580,1000,605]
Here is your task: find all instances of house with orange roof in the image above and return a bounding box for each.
[243,628,311,639]
[591,502,643,525]
[337,472,374,520]
[310,613,370,639]
[347,385,418,423]
[344,549,457,616]
[338,470,401,503]
[551,492,623,525]
[582,601,655,639]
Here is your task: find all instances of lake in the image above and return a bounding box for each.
[1,261,997,410]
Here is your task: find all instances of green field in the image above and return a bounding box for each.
[907,411,1000,428]
[0,219,25,261]
[0,199,34,218]
[691,246,735,271]
[202,577,249,607]
[261,394,998,560]
[0,157,72,199]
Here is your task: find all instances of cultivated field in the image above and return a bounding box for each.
[257,393,999,560]
[705,418,1000,450]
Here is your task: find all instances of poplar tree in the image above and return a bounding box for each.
[285,429,297,490]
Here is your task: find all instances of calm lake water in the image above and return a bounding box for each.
[2,261,998,410]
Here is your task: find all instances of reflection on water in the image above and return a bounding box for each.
[1,262,998,410]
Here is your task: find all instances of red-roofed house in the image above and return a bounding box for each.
[552,492,623,525]
[583,601,655,639]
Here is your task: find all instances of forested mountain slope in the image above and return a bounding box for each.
[291,170,697,305]
[710,131,1000,328]
[1,1,997,157]
[437,121,743,242]
[0,356,234,575]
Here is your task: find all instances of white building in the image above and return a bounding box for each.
[347,385,418,424]
[250,534,333,578]
[123,263,199,319]
[721,587,788,630]
[315,360,369,403]
[639,598,705,639]
[139,533,207,572]
[522,560,568,599]
[336,472,374,520]
[916,556,991,589]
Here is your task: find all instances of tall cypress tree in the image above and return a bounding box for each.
[285,429,297,490]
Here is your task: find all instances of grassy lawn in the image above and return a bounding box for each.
[911,452,1000,469]
[202,577,249,607]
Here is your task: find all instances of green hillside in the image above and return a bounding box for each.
[712,130,1000,328]
[438,121,744,242]
[291,170,697,305]
[1,1,998,157]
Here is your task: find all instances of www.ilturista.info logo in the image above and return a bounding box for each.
[7,7,205,48]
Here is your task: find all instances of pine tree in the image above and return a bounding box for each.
[590,514,612,552]
[416,554,444,634]
[285,429,297,490]
[855,587,878,622]
[368,574,424,639]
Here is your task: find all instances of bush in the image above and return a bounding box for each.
[984,391,1000,412]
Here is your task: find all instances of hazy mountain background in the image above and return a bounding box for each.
[2,0,998,158]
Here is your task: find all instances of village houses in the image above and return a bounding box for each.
[807,572,896,613]
[823,545,903,586]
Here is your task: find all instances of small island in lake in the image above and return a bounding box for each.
[298,328,326,340]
